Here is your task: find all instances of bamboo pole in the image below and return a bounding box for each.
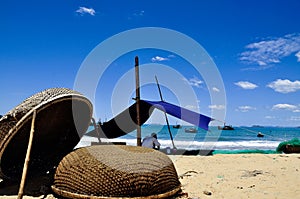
[135,56,142,146]
[17,110,37,199]
[155,76,176,149]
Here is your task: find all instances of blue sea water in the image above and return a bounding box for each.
[78,125,300,153]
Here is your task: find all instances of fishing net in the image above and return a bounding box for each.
[276,138,300,153]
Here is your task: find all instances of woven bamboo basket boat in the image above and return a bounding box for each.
[0,88,93,180]
[283,145,300,153]
[51,145,181,198]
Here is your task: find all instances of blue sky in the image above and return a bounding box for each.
[1,0,300,127]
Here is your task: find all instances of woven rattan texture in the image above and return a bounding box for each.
[52,145,181,198]
[0,88,81,142]
[0,87,92,180]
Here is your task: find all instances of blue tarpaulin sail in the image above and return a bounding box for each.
[86,100,212,138]
[143,100,212,131]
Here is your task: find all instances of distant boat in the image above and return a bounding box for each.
[257,132,264,137]
[172,124,181,129]
[218,124,234,130]
[185,127,197,133]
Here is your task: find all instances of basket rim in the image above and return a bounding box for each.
[0,90,93,179]
[51,184,181,199]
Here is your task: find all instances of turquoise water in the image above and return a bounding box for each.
[79,125,300,153]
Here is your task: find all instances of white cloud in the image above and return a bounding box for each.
[212,87,220,92]
[184,105,199,111]
[296,51,300,62]
[209,104,225,110]
[265,116,275,119]
[240,33,300,66]
[185,77,204,88]
[133,10,145,16]
[234,81,258,89]
[290,116,300,121]
[151,56,169,62]
[236,106,256,112]
[267,79,300,93]
[272,103,298,112]
[76,7,96,16]
[168,54,176,58]
[128,10,145,20]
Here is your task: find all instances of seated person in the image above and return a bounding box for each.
[142,133,161,150]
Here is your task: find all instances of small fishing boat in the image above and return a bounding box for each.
[218,124,234,130]
[257,132,264,137]
[185,127,197,133]
[172,124,181,129]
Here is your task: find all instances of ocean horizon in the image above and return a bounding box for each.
[77,125,300,153]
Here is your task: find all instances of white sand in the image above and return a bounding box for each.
[1,154,299,199]
[171,154,300,198]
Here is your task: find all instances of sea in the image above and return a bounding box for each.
[77,125,300,154]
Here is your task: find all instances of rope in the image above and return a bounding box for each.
[234,126,282,141]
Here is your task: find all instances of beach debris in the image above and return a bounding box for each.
[217,174,224,178]
[179,170,198,178]
[248,184,256,188]
[203,190,212,195]
[237,184,255,189]
[242,170,263,177]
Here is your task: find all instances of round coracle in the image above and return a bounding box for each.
[0,88,93,180]
[52,145,181,198]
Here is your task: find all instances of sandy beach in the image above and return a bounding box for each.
[171,154,300,198]
[1,153,299,199]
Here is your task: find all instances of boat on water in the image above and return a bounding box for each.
[218,124,234,130]
[218,125,234,130]
[185,127,197,133]
[257,132,264,137]
[172,124,181,129]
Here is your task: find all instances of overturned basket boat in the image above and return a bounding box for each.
[283,144,300,154]
[276,138,300,154]
[0,88,93,180]
[52,145,181,198]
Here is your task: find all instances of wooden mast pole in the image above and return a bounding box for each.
[135,56,142,146]
[155,76,176,149]
[17,110,37,199]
